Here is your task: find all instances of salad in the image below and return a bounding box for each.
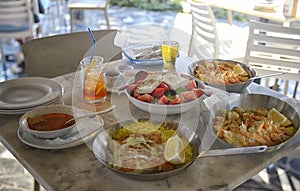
[126,72,209,105]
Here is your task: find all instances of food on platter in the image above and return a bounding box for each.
[126,72,208,105]
[213,107,296,147]
[27,113,75,131]
[193,60,251,85]
[108,120,193,173]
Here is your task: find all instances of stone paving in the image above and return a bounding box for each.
[0,2,300,191]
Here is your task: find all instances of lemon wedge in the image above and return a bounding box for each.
[233,64,248,76]
[285,126,295,136]
[281,118,292,126]
[85,58,97,73]
[164,135,185,164]
[267,108,288,125]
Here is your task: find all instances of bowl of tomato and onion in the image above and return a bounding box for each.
[124,72,211,115]
[19,105,83,139]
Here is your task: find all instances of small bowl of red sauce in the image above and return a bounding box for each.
[19,105,83,139]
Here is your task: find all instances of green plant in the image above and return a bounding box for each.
[110,0,183,11]
[213,8,247,22]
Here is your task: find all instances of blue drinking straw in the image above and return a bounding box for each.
[88,27,96,63]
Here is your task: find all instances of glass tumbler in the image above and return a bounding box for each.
[80,56,107,103]
[162,40,179,71]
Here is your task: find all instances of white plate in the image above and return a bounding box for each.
[17,115,104,149]
[0,95,62,115]
[0,77,63,109]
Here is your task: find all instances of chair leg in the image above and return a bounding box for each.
[0,39,7,80]
[104,9,110,29]
[56,0,60,17]
[264,78,270,88]
[283,80,289,95]
[226,10,233,25]
[34,179,40,191]
[70,9,74,32]
[293,81,299,98]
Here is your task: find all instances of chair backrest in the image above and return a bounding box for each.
[68,0,109,7]
[244,21,300,97]
[22,29,122,78]
[187,0,220,59]
[0,0,35,37]
[244,21,300,80]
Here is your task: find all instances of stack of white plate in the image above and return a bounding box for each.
[0,77,63,114]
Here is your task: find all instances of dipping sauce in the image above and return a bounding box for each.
[27,113,75,131]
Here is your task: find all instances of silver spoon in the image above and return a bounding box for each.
[65,105,116,125]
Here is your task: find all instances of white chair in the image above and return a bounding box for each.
[22,29,122,77]
[244,21,300,98]
[68,0,110,32]
[0,0,39,80]
[187,0,248,60]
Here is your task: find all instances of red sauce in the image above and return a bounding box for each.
[27,113,75,131]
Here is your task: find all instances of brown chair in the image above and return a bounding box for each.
[22,29,122,78]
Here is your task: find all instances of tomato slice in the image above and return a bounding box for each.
[180,91,197,103]
[193,88,204,98]
[132,88,140,98]
[158,95,168,105]
[137,94,154,103]
[185,80,197,90]
[158,82,170,91]
[126,84,136,94]
[152,88,165,98]
[170,97,181,105]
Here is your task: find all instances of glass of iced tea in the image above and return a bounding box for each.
[162,40,179,71]
[80,56,106,103]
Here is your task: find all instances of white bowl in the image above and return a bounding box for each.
[126,92,204,115]
[104,70,122,90]
[123,69,140,81]
[124,72,210,115]
[19,105,83,139]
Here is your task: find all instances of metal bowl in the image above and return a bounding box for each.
[92,119,199,180]
[92,119,267,180]
[208,94,300,151]
[187,59,256,93]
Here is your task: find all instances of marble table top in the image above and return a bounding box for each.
[0,58,299,191]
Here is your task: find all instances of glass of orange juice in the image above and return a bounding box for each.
[80,56,106,103]
[162,40,179,71]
